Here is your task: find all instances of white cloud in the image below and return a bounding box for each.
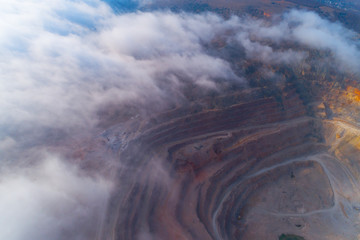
[0,155,111,240]
[238,10,360,72]
[0,1,240,139]
[285,10,360,72]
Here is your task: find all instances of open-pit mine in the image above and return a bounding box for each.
[98,69,360,240]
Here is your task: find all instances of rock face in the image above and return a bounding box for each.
[98,75,360,240]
